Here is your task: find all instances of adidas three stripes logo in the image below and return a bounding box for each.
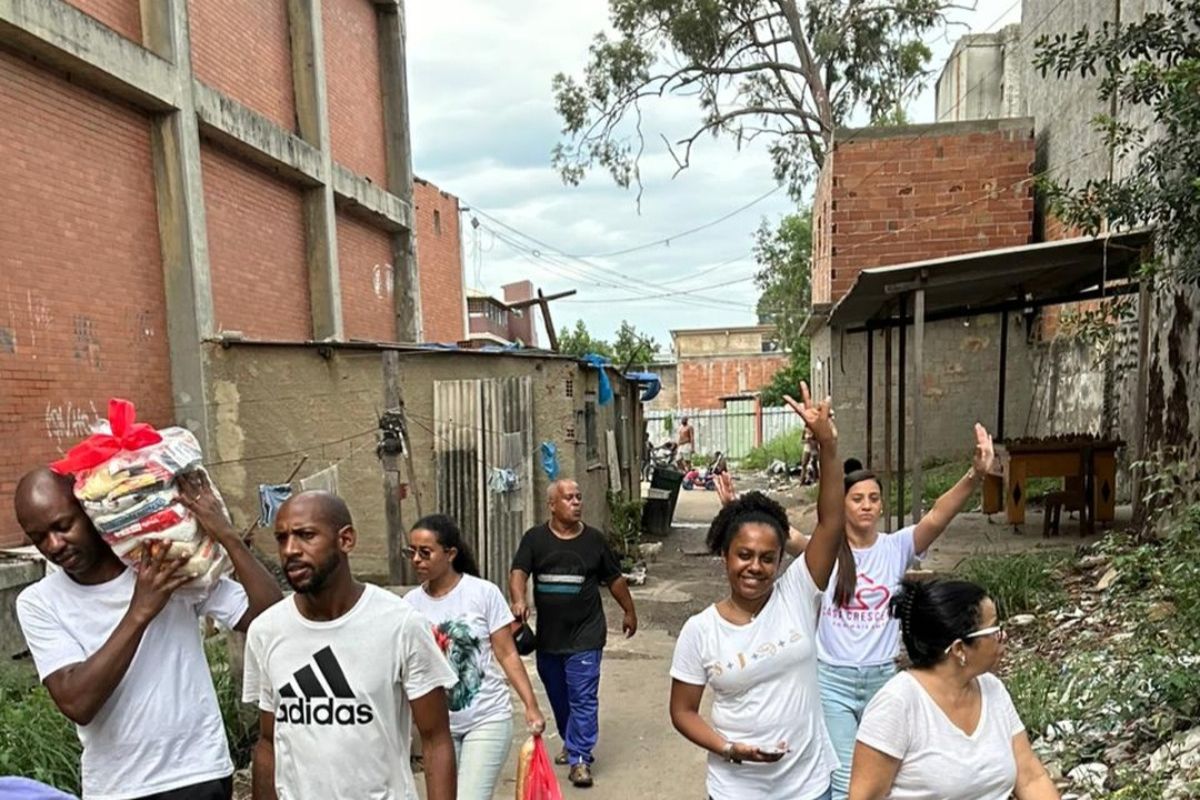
[275,646,376,726]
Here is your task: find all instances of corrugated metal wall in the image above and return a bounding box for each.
[434,377,534,588]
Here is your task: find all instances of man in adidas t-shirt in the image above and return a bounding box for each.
[243,491,458,800]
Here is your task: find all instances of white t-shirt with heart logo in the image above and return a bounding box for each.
[817,526,923,667]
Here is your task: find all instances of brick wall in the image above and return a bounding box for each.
[0,51,172,547]
[201,143,310,340]
[678,355,789,409]
[814,120,1035,305]
[414,179,465,343]
[63,0,142,42]
[338,212,395,342]
[188,0,296,131]
[323,0,388,184]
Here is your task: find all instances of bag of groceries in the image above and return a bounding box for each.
[514,736,562,800]
[50,398,230,588]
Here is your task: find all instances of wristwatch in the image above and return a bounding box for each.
[722,741,737,762]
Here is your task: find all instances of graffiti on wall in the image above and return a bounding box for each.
[372,263,395,300]
[45,400,101,450]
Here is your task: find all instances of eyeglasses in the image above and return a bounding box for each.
[944,623,1007,653]
[401,545,445,561]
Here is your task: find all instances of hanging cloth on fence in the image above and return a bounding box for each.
[488,468,520,494]
[299,463,339,495]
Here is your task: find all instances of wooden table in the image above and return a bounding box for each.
[982,440,1122,529]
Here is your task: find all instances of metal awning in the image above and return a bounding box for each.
[829,229,1155,332]
[829,228,1155,532]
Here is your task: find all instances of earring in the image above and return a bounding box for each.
[958,656,967,667]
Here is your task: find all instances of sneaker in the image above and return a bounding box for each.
[569,763,593,788]
[555,749,569,766]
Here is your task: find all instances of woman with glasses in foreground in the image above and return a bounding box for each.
[403,515,546,800]
[848,578,1059,800]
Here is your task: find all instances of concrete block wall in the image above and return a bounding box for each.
[414,180,465,343]
[813,118,1035,306]
[187,0,297,132]
[678,355,790,409]
[828,314,1037,466]
[0,50,175,548]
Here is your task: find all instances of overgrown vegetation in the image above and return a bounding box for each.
[956,551,1067,616]
[0,639,256,794]
[0,664,80,793]
[993,503,1200,796]
[741,427,807,470]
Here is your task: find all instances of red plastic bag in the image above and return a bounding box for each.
[516,736,562,800]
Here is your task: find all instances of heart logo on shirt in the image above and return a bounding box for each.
[845,575,892,610]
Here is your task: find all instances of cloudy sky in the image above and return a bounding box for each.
[405,1,1022,350]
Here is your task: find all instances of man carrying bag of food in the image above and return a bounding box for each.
[14,399,283,800]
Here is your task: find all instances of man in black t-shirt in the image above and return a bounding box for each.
[510,479,638,788]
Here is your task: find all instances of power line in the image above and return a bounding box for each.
[562,185,785,258]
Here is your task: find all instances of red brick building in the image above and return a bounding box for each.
[808,117,1036,461]
[671,325,789,410]
[0,0,463,547]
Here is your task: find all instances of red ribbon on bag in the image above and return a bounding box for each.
[50,398,163,476]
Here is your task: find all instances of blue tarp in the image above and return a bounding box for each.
[624,371,661,402]
[581,353,613,405]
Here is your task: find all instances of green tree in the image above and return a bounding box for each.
[754,211,812,405]
[552,0,959,198]
[558,319,614,358]
[1034,0,1200,283]
[612,320,660,367]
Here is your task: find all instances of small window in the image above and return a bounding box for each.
[565,425,576,440]
[433,209,442,236]
[565,378,574,398]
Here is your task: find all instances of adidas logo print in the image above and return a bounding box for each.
[276,645,375,726]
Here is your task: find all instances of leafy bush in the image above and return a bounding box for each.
[606,490,645,571]
[956,552,1067,616]
[742,428,806,471]
[206,637,259,768]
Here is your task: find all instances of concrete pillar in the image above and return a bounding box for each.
[139,0,215,451]
[377,0,421,342]
[287,0,344,341]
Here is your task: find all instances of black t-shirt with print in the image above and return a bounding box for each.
[511,523,623,654]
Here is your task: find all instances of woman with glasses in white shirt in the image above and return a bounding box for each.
[848,578,1059,800]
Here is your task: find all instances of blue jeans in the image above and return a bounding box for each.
[452,716,513,800]
[536,649,602,765]
[818,662,896,800]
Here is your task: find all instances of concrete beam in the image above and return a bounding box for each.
[0,0,177,110]
[377,3,420,341]
[193,81,324,187]
[331,164,411,232]
[141,0,215,452]
[287,0,343,341]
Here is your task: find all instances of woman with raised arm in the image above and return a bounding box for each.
[669,383,844,800]
[849,578,1059,800]
[718,424,995,799]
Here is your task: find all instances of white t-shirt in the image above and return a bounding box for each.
[817,526,922,667]
[856,671,1025,800]
[16,569,248,800]
[403,574,515,736]
[243,585,458,800]
[670,558,837,800]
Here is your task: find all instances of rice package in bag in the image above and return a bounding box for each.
[50,398,231,588]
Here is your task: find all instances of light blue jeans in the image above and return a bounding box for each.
[818,662,896,800]
[452,715,514,800]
